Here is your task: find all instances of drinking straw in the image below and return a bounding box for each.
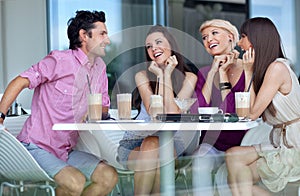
[115,73,121,94]
[86,74,92,94]
[246,73,255,92]
[155,77,160,95]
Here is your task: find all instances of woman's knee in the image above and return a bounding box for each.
[225,146,243,165]
[140,136,159,151]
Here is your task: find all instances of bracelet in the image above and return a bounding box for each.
[219,82,232,90]
[0,112,6,120]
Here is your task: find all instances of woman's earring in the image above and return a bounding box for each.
[229,40,234,52]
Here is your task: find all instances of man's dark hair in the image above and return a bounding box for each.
[67,10,106,49]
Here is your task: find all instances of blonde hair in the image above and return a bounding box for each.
[199,19,239,44]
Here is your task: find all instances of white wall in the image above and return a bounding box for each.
[0,0,48,109]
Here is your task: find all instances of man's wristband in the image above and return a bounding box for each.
[0,112,6,120]
[219,82,232,90]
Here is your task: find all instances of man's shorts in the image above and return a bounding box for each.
[22,142,102,179]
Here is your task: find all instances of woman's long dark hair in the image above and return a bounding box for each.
[133,25,191,114]
[240,17,285,116]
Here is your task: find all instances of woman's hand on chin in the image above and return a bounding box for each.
[164,55,178,75]
[148,61,163,77]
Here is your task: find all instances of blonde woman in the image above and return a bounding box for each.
[193,19,246,195]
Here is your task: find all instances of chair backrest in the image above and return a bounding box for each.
[0,129,54,182]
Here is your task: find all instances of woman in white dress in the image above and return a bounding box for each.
[225,17,300,196]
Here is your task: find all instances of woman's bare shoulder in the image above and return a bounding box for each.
[185,72,198,85]
[135,70,147,79]
[185,71,197,77]
[135,70,149,84]
[267,60,289,76]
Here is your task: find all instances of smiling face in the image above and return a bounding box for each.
[201,26,233,56]
[81,21,110,58]
[145,32,172,66]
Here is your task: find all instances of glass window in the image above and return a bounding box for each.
[48,0,123,51]
[47,0,299,105]
[181,0,248,67]
[250,0,298,73]
[47,0,157,107]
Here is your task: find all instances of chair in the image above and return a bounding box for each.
[175,155,193,195]
[175,130,200,195]
[3,115,30,137]
[0,128,55,196]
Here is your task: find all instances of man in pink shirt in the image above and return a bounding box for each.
[0,10,117,195]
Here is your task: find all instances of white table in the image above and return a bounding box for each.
[53,120,261,196]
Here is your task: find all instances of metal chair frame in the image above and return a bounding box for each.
[0,129,55,196]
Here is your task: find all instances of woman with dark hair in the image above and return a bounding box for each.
[132,25,193,114]
[117,25,198,195]
[226,17,300,196]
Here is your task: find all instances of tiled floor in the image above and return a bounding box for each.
[110,165,300,196]
[2,168,299,196]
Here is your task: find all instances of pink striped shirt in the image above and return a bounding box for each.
[17,48,110,161]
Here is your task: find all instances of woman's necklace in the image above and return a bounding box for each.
[227,67,235,79]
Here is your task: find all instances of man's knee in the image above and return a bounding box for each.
[55,166,86,195]
[92,163,118,189]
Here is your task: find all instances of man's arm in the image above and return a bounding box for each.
[0,76,30,124]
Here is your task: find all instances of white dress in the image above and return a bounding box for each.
[254,58,300,192]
